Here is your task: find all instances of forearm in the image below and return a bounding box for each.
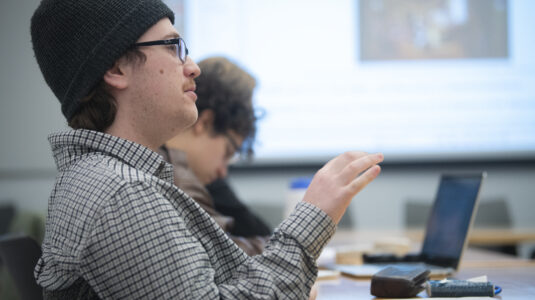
[218,202,336,299]
[81,189,334,299]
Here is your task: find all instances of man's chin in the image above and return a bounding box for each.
[182,110,198,128]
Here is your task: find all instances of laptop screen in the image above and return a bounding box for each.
[421,173,484,268]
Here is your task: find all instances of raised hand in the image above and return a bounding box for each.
[303,152,384,224]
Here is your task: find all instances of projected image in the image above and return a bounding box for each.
[359,0,509,61]
[185,0,535,163]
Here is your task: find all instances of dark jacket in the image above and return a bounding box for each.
[159,146,269,256]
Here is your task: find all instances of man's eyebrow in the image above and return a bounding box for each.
[162,33,180,39]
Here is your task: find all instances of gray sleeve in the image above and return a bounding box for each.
[219,202,336,299]
[80,183,335,299]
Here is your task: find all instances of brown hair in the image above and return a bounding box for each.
[195,57,258,158]
[68,48,146,131]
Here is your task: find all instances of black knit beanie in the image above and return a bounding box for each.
[30,0,175,121]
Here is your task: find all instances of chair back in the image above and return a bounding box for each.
[0,234,43,300]
[0,204,16,234]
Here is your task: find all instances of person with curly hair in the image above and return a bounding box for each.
[161,57,271,256]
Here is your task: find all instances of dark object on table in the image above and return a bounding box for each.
[427,279,498,297]
[370,266,430,298]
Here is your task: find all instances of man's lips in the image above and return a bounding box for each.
[184,85,197,100]
[184,82,197,92]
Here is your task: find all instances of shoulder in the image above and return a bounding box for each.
[46,151,176,250]
[51,152,165,222]
[58,153,128,197]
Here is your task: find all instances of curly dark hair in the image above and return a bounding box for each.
[195,57,258,157]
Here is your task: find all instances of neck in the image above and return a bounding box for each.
[164,130,193,152]
[104,124,159,151]
[105,111,169,152]
[105,91,188,152]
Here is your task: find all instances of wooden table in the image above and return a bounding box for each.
[329,229,535,246]
[316,230,535,299]
[407,228,535,246]
[316,263,535,299]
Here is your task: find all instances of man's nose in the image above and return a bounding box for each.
[185,57,201,79]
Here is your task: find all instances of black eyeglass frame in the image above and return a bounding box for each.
[223,132,243,162]
[224,132,240,153]
[133,38,189,63]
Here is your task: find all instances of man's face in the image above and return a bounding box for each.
[125,18,200,142]
[188,129,244,185]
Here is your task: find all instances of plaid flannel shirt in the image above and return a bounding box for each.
[35,129,336,299]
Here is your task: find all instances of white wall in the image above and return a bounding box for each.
[0,0,68,171]
[227,166,535,230]
[227,165,535,258]
[0,0,66,214]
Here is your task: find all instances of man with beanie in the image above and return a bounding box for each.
[31,0,384,299]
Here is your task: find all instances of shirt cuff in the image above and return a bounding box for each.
[278,202,336,260]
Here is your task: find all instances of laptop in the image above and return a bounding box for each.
[331,172,486,278]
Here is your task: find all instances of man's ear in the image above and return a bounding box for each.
[192,110,215,135]
[103,59,129,90]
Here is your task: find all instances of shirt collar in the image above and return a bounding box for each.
[49,129,173,180]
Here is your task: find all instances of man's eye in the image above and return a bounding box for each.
[167,45,177,53]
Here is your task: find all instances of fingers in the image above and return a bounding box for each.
[324,151,368,172]
[302,151,383,225]
[347,164,382,195]
[338,152,384,184]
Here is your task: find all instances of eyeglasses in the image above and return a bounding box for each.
[133,37,189,64]
[224,132,241,164]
